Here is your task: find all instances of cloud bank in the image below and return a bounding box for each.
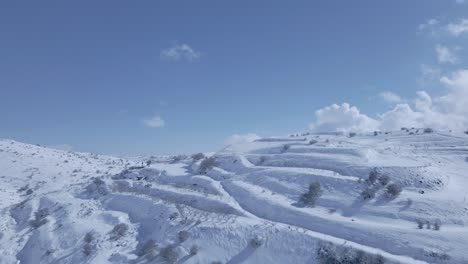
[160,44,201,62]
[310,70,468,133]
[143,115,165,128]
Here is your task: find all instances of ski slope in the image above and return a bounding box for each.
[1,129,467,263]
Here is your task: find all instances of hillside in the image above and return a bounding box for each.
[1,129,467,264]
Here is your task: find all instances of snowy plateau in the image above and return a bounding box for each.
[1,130,468,264]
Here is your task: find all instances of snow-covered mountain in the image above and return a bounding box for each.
[1,129,467,264]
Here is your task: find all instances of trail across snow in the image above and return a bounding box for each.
[0,130,467,263]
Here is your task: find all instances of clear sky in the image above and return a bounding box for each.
[1,1,467,155]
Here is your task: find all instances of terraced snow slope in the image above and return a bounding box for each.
[0,130,467,264]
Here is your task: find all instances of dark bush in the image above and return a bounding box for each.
[316,242,385,264]
[424,128,434,133]
[378,175,390,186]
[299,182,323,207]
[30,208,49,228]
[349,132,357,138]
[368,168,379,185]
[309,140,318,145]
[281,144,290,153]
[160,245,179,263]
[250,235,264,248]
[178,230,191,242]
[386,183,402,197]
[361,188,376,200]
[199,157,216,174]
[110,223,129,240]
[138,239,158,259]
[191,153,205,162]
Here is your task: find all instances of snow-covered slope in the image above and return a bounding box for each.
[1,130,467,264]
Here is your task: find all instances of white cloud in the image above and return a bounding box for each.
[309,69,468,132]
[378,91,404,103]
[160,44,201,62]
[225,133,261,145]
[309,103,380,133]
[447,19,468,36]
[418,18,440,35]
[142,115,165,128]
[435,45,458,64]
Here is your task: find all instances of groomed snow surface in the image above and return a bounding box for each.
[1,129,467,263]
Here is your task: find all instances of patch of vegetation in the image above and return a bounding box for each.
[199,157,216,174]
[178,230,191,242]
[316,242,385,264]
[109,223,129,240]
[30,208,49,229]
[138,239,158,260]
[386,183,402,197]
[191,153,205,162]
[299,182,323,207]
[159,245,179,263]
[361,188,376,200]
[250,235,264,248]
[378,175,390,186]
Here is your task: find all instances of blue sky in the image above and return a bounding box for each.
[1,1,467,155]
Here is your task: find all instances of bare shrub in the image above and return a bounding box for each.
[30,208,49,228]
[84,231,94,243]
[416,219,425,229]
[424,128,434,133]
[361,188,376,200]
[258,156,267,164]
[250,235,264,248]
[281,144,290,153]
[386,183,402,197]
[433,219,442,231]
[109,223,129,240]
[83,243,95,256]
[199,157,216,174]
[138,239,158,259]
[299,182,322,207]
[316,242,385,264]
[189,245,199,256]
[178,230,191,242]
[378,175,390,186]
[160,245,179,263]
[191,153,205,162]
[367,168,379,185]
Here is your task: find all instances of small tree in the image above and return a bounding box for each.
[138,239,158,259]
[199,157,216,174]
[424,128,434,133]
[250,235,264,248]
[110,223,129,240]
[416,219,425,229]
[30,208,49,228]
[300,182,323,207]
[178,230,191,242]
[160,245,179,263]
[368,168,379,185]
[378,175,390,186]
[189,245,199,256]
[361,188,376,200]
[386,183,402,197]
[191,153,205,162]
[433,219,442,231]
